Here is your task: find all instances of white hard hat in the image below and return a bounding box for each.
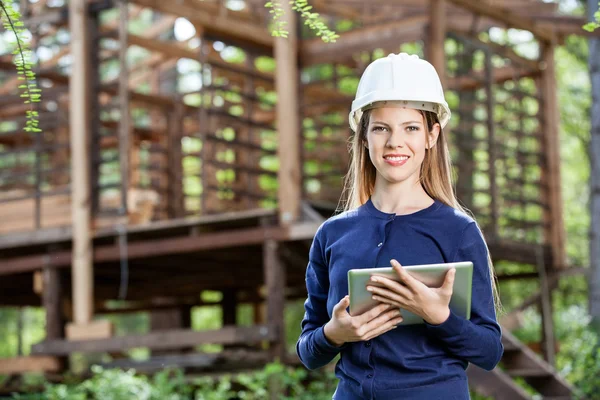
[349,53,451,132]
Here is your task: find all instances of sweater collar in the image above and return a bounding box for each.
[363,196,441,220]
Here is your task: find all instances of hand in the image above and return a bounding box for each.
[323,295,403,347]
[366,259,455,325]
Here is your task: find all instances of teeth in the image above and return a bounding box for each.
[384,156,408,161]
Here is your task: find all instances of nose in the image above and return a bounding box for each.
[386,130,405,148]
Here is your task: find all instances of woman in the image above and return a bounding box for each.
[296,53,503,400]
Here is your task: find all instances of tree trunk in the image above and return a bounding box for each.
[589,0,600,330]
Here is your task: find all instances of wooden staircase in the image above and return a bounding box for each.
[468,329,577,399]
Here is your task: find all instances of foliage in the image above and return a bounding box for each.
[7,363,339,400]
[265,0,339,43]
[10,367,193,400]
[554,306,600,398]
[0,0,41,133]
[583,1,600,32]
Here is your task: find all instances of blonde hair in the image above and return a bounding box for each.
[337,108,501,311]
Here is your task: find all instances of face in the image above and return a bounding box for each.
[364,107,439,187]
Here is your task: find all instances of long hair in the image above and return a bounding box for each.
[337,108,501,311]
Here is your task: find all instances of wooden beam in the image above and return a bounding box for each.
[69,0,93,325]
[129,0,273,53]
[447,65,541,91]
[427,0,447,86]
[0,224,304,275]
[539,43,566,269]
[0,356,62,374]
[275,0,301,224]
[32,325,274,355]
[0,220,321,280]
[300,15,427,67]
[446,0,556,43]
[447,28,541,71]
[42,267,63,340]
[116,33,274,83]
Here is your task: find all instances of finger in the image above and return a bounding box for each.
[356,301,394,324]
[390,259,422,290]
[372,295,402,308]
[333,296,350,316]
[363,307,402,332]
[442,268,456,292]
[368,276,412,299]
[362,315,405,341]
[367,284,410,306]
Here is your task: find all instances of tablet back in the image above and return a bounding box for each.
[347,261,473,325]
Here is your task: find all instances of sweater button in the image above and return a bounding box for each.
[367,374,373,379]
[377,242,383,247]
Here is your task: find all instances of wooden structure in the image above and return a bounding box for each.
[0,0,595,397]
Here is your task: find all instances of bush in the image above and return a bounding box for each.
[8,362,338,400]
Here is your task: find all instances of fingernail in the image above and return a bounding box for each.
[371,277,378,283]
[367,287,373,292]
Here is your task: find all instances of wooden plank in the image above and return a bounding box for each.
[0,207,276,251]
[300,15,427,67]
[32,325,274,355]
[539,43,566,269]
[275,0,301,224]
[0,225,288,275]
[129,0,273,53]
[69,0,94,325]
[467,366,531,400]
[0,356,62,374]
[447,0,556,43]
[66,320,114,341]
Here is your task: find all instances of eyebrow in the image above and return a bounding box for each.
[370,120,423,126]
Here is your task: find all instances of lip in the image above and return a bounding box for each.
[383,154,410,167]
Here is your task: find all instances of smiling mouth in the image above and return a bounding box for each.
[383,155,409,161]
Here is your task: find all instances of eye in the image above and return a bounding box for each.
[406,126,420,132]
[371,126,387,132]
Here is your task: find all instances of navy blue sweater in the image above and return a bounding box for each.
[296,197,503,400]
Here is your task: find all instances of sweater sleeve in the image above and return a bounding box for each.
[424,222,503,371]
[296,224,345,370]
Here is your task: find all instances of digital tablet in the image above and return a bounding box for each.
[347,261,473,325]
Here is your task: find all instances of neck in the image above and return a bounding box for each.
[371,176,433,215]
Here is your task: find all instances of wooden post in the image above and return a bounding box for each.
[222,288,237,327]
[43,268,63,341]
[66,0,113,340]
[69,0,94,326]
[167,102,185,218]
[536,246,555,366]
[485,51,499,240]
[43,267,67,371]
[263,239,286,360]
[539,42,566,269]
[275,0,301,225]
[118,0,130,215]
[588,0,600,330]
[427,0,446,87]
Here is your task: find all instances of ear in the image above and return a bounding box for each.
[427,123,441,150]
